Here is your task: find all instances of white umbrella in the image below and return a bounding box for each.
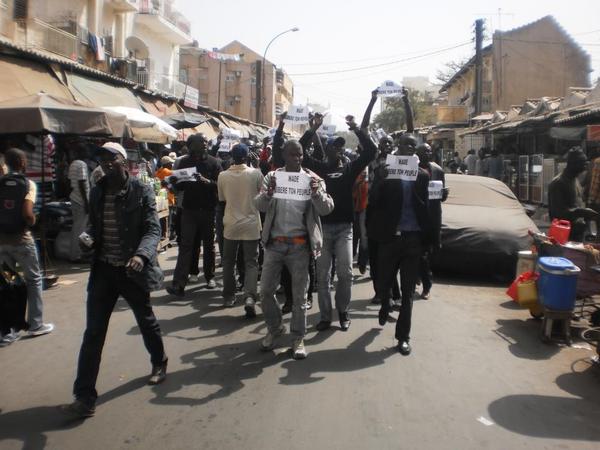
[103,106,178,144]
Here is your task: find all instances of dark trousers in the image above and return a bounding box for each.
[377,234,422,341]
[369,238,400,299]
[419,250,433,293]
[173,208,216,287]
[74,261,165,406]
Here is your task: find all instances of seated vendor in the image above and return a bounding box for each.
[548,147,598,242]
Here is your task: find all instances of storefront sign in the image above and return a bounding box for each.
[284,105,309,125]
[588,125,600,141]
[428,180,443,200]
[273,171,312,201]
[385,154,419,181]
[378,80,403,97]
[207,51,241,62]
[183,85,199,109]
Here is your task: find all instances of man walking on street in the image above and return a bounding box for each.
[60,142,167,418]
[167,134,221,296]
[0,148,54,346]
[416,143,448,300]
[217,144,264,316]
[368,127,432,356]
[254,140,333,359]
[300,101,377,332]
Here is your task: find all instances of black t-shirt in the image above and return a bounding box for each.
[177,155,221,211]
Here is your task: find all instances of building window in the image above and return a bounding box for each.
[199,93,208,105]
[275,103,284,114]
[225,73,235,82]
[180,69,188,84]
[251,99,256,108]
[251,77,256,85]
[226,96,236,107]
[13,0,28,19]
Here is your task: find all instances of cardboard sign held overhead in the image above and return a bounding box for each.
[218,139,235,152]
[385,154,419,181]
[273,171,312,201]
[222,127,242,139]
[321,124,337,136]
[378,80,403,97]
[284,105,310,125]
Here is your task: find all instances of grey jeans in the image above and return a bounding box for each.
[260,241,309,338]
[0,240,44,329]
[222,239,259,301]
[317,222,353,322]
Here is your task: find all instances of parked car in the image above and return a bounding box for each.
[432,174,539,278]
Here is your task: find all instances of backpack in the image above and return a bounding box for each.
[0,264,29,334]
[0,173,29,234]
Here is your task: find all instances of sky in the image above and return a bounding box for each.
[175,0,600,122]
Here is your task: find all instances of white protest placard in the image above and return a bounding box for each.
[284,105,309,125]
[378,80,403,97]
[218,139,235,152]
[169,167,197,183]
[385,154,419,181]
[222,127,242,139]
[321,124,337,136]
[428,180,444,200]
[273,171,312,201]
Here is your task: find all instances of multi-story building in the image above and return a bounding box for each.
[438,15,591,125]
[180,40,294,126]
[0,0,192,96]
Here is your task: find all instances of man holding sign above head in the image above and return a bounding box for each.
[300,93,377,333]
[367,89,432,356]
[254,139,333,360]
[415,143,448,300]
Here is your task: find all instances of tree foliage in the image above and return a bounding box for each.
[372,90,437,133]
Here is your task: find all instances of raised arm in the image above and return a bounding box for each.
[360,89,379,132]
[402,87,414,133]
[271,112,287,169]
[301,113,329,175]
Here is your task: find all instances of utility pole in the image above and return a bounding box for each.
[474,19,484,116]
[255,60,262,123]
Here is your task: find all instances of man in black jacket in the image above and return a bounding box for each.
[167,134,222,295]
[368,134,432,355]
[416,143,448,299]
[301,104,377,332]
[61,142,167,418]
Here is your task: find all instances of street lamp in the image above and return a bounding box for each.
[259,27,299,124]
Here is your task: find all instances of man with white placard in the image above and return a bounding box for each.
[416,143,448,300]
[367,90,433,355]
[254,139,333,360]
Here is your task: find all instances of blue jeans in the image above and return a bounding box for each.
[260,241,309,338]
[0,240,44,329]
[317,223,353,322]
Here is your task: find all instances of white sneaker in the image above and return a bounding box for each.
[28,323,54,337]
[244,297,256,318]
[0,331,21,347]
[188,274,200,283]
[292,338,307,360]
[223,297,236,307]
[260,325,285,351]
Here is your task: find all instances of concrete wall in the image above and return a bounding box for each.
[133,23,178,90]
[492,17,590,111]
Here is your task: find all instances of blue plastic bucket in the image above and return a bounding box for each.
[537,257,580,311]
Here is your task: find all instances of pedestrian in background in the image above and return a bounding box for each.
[68,143,91,262]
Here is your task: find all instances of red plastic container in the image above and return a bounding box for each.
[548,219,571,244]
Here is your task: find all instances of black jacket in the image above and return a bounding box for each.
[88,175,163,292]
[176,154,221,211]
[366,167,432,244]
[423,161,446,248]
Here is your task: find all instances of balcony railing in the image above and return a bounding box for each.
[18,18,79,60]
[137,69,149,87]
[138,0,191,37]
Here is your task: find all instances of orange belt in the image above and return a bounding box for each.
[271,235,307,245]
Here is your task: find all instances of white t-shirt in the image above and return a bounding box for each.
[68,159,89,205]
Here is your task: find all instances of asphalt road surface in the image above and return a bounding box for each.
[1,247,600,450]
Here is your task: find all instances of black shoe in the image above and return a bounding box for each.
[421,289,430,300]
[282,302,293,315]
[148,358,168,385]
[315,320,331,331]
[59,399,95,418]
[339,312,351,331]
[166,286,184,297]
[398,340,411,356]
[370,296,381,305]
[378,308,389,326]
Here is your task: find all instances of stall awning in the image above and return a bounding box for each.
[66,72,142,110]
[136,92,183,117]
[0,55,74,102]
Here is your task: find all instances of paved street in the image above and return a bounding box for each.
[1,247,600,450]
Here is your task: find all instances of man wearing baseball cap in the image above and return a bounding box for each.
[61,142,168,418]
